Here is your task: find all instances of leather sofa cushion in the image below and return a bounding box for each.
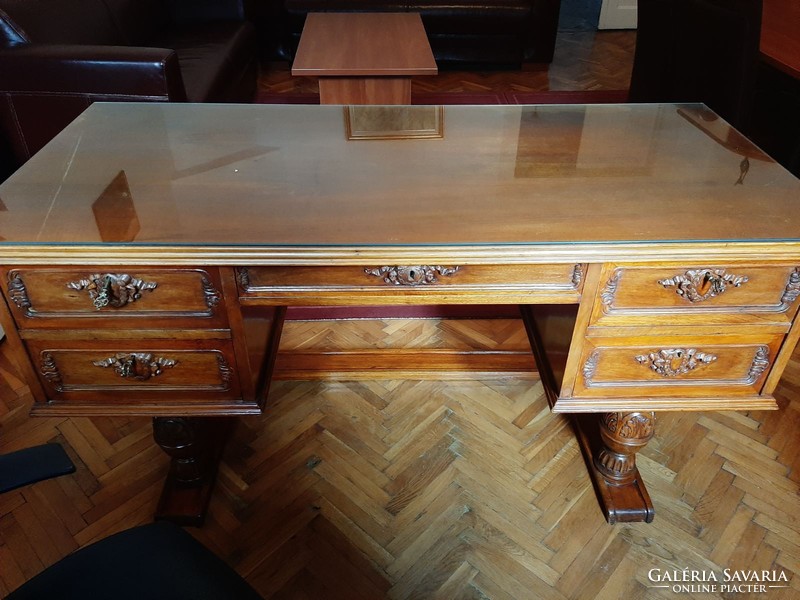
[101,0,171,45]
[284,0,531,19]
[0,0,125,46]
[148,20,257,101]
[414,0,531,33]
[429,33,522,63]
[410,0,531,19]
[166,0,246,23]
[285,0,406,11]
[283,0,532,34]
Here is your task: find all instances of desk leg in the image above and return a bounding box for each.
[152,416,233,526]
[574,411,656,524]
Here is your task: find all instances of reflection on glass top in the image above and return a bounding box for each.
[1,102,799,247]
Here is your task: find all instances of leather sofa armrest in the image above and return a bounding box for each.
[0,45,187,100]
[166,0,246,23]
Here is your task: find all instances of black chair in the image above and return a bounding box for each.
[0,334,76,495]
[5,521,264,600]
[629,0,763,132]
[0,443,76,494]
[0,422,261,599]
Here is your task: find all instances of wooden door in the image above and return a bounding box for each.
[598,0,638,29]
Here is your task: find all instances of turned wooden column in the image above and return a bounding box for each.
[594,411,656,485]
[572,411,657,524]
[153,417,215,484]
[152,416,232,526]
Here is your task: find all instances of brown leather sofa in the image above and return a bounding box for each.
[0,0,258,171]
[271,0,561,68]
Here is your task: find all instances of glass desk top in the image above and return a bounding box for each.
[1,102,799,248]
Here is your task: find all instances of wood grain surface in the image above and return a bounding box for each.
[292,13,437,76]
[761,0,800,79]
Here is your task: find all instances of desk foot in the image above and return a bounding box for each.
[152,417,233,526]
[573,412,656,524]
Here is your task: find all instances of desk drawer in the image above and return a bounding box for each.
[592,263,800,327]
[3,267,227,329]
[28,339,239,402]
[573,333,783,398]
[237,264,585,304]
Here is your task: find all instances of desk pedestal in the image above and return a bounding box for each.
[575,413,656,523]
[153,417,234,526]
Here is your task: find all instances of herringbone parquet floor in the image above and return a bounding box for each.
[2,317,799,599]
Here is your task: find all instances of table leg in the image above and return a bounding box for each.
[152,416,233,526]
[318,77,412,104]
[519,304,656,523]
[573,411,656,524]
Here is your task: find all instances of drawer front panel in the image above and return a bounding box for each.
[4,267,227,328]
[237,264,585,304]
[573,334,783,398]
[593,264,800,326]
[29,340,239,400]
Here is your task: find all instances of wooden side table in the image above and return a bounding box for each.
[291,13,438,104]
[761,0,800,80]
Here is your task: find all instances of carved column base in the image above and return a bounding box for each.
[573,411,656,524]
[594,411,655,485]
[152,416,233,526]
[594,447,639,485]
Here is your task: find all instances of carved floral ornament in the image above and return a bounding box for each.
[584,346,770,386]
[93,353,177,381]
[601,412,655,440]
[67,273,157,310]
[216,354,233,385]
[40,352,63,391]
[201,276,221,308]
[600,270,621,307]
[571,264,585,288]
[746,346,770,383]
[40,351,231,389]
[235,267,250,289]
[635,346,769,383]
[582,350,600,385]
[783,268,800,305]
[635,348,717,378]
[7,271,31,310]
[365,265,460,286]
[602,266,800,311]
[658,268,749,303]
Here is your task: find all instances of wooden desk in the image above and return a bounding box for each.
[761,0,800,79]
[1,103,799,525]
[291,13,438,104]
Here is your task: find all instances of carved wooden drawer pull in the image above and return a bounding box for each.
[67,273,157,310]
[93,353,177,381]
[364,265,460,286]
[635,348,717,378]
[7,272,31,309]
[658,268,748,303]
[783,268,800,305]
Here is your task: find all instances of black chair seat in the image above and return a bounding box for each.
[0,444,75,494]
[6,521,263,600]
